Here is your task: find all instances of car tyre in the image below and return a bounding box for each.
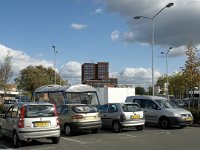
[52,137,60,144]
[91,128,100,133]
[65,124,72,136]
[113,121,122,133]
[159,117,170,129]
[136,125,143,131]
[13,132,21,148]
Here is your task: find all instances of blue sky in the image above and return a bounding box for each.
[0,0,200,87]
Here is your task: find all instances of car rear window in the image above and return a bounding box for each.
[122,104,142,112]
[72,105,96,113]
[25,105,55,118]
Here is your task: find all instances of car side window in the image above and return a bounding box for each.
[6,106,13,118]
[56,105,63,114]
[144,100,157,109]
[61,105,68,114]
[98,104,108,113]
[108,104,118,113]
[133,99,145,108]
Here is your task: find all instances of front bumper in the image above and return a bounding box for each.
[168,117,193,127]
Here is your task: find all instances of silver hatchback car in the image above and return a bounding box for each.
[98,103,145,133]
[2,99,20,113]
[56,104,102,136]
[0,102,60,147]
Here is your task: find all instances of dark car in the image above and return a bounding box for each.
[171,99,185,108]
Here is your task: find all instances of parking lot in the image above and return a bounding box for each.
[0,126,200,150]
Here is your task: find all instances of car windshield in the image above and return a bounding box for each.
[72,105,96,113]
[155,99,178,109]
[25,105,55,117]
[122,104,142,112]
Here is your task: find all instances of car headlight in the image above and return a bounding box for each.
[173,113,181,117]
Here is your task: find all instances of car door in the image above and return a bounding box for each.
[57,105,66,130]
[106,104,119,126]
[98,104,109,126]
[144,100,159,124]
[1,106,14,137]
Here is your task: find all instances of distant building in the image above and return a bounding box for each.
[81,62,118,87]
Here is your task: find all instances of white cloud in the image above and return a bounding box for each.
[103,0,200,49]
[111,30,120,42]
[0,44,163,87]
[70,23,88,30]
[60,61,81,78]
[112,67,161,88]
[123,31,135,43]
[95,8,103,14]
[0,44,53,78]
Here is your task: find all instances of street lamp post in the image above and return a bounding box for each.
[161,47,173,99]
[52,46,58,85]
[134,3,174,96]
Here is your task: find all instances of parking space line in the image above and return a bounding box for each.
[61,137,102,144]
[61,137,86,144]
[118,133,139,139]
[30,147,55,150]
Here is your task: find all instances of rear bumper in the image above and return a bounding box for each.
[17,127,60,141]
[120,119,145,127]
[70,121,102,130]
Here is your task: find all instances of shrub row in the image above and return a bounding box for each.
[189,109,200,124]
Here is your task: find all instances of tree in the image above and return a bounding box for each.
[0,51,13,93]
[169,73,185,98]
[156,75,166,95]
[135,86,146,95]
[15,65,64,99]
[181,42,199,99]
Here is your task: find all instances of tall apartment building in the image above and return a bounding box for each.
[82,62,117,87]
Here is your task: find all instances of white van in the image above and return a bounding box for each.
[125,95,193,129]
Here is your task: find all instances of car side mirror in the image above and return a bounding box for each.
[153,105,161,110]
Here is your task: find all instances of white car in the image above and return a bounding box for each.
[125,95,193,129]
[98,103,145,133]
[0,102,60,147]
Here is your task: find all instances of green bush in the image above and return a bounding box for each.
[189,109,200,124]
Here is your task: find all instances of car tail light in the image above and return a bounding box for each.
[120,113,126,121]
[72,115,84,119]
[18,105,25,128]
[53,104,60,126]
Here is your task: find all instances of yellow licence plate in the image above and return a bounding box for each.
[34,122,49,127]
[185,118,192,121]
[85,116,96,120]
[132,115,140,119]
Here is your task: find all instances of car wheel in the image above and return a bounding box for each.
[65,124,72,136]
[13,132,21,148]
[52,137,60,144]
[91,128,100,133]
[159,117,170,129]
[136,125,143,131]
[113,121,122,133]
